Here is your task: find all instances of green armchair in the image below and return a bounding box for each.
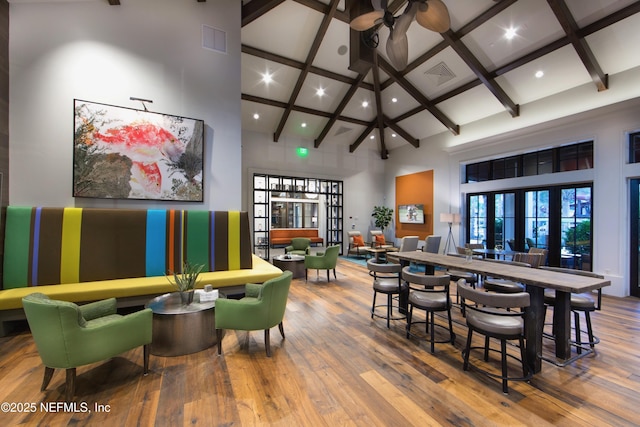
[285,237,311,255]
[304,245,340,282]
[215,271,292,357]
[22,293,152,402]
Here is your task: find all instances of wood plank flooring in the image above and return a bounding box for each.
[1,258,639,426]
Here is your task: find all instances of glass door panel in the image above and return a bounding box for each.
[525,190,549,250]
[469,194,487,246]
[561,187,592,270]
[631,179,640,297]
[494,193,515,250]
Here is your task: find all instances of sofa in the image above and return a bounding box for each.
[0,206,282,335]
[269,228,324,247]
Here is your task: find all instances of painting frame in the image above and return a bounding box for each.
[73,99,204,202]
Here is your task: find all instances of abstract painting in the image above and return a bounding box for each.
[73,99,204,201]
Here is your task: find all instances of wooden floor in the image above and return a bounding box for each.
[1,258,640,426]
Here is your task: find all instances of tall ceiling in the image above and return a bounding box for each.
[241,0,640,158]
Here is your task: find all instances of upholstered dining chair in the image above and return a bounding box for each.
[423,235,442,254]
[285,237,311,255]
[457,279,532,394]
[403,268,454,353]
[481,258,531,294]
[386,236,419,263]
[22,293,152,402]
[215,271,292,357]
[304,245,340,282]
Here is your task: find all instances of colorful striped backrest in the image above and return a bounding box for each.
[2,207,253,289]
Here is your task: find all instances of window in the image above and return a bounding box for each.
[468,194,487,245]
[630,131,640,163]
[465,141,593,183]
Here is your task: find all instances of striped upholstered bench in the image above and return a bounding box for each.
[0,206,282,335]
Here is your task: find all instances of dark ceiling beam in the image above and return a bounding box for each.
[547,0,608,91]
[242,93,370,126]
[108,0,120,5]
[456,0,518,38]
[440,30,519,117]
[378,56,459,135]
[242,0,286,27]
[242,45,373,90]
[372,54,388,159]
[273,0,340,142]
[384,115,419,148]
[314,70,369,148]
[579,1,640,36]
[349,122,377,153]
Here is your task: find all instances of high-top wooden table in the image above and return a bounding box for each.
[394,251,610,373]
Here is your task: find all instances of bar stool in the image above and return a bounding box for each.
[481,258,531,294]
[458,279,532,394]
[403,267,454,353]
[367,259,407,328]
[540,266,603,355]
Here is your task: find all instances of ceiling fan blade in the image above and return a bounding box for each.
[416,0,451,33]
[371,0,387,11]
[393,1,418,37]
[350,10,384,31]
[386,31,409,71]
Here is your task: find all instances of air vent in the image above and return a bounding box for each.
[334,125,352,136]
[202,25,227,54]
[425,61,456,86]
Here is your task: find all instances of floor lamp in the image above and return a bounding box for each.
[440,213,460,254]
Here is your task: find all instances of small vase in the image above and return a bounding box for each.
[179,290,195,305]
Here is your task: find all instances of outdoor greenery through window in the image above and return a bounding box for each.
[465,141,593,183]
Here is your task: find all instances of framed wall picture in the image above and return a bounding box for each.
[73,99,204,201]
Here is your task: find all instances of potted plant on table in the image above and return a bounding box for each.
[166,261,204,305]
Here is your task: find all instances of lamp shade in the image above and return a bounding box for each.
[440,213,460,224]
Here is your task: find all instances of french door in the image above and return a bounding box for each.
[631,179,640,297]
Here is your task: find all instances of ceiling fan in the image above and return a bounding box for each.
[350,0,451,71]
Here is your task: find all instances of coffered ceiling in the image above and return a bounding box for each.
[241,0,640,158]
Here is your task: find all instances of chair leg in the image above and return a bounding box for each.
[447,308,455,344]
[463,329,473,371]
[430,311,435,354]
[143,344,150,375]
[519,336,528,378]
[386,293,392,328]
[305,269,308,282]
[574,311,582,354]
[371,292,377,319]
[484,336,490,362]
[65,368,76,402]
[501,339,509,394]
[278,322,285,339]
[406,305,413,338]
[217,329,223,355]
[41,366,55,391]
[333,268,337,279]
[265,329,271,357]
[326,269,330,282]
[585,311,595,349]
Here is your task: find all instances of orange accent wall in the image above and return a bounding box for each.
[395,170,434,239]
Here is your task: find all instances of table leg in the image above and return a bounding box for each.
[525,285,544,373]
[553,290,572,359]
[398,258,409,315]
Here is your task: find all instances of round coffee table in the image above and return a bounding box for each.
[272,254,305,279]
[145,290,219,356]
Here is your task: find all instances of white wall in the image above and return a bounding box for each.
[242,130,386,247]
[386,97,640,297]
[9,0,241,210]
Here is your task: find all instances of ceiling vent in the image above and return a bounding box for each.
[202,25,227,54]
[425,61,456,86]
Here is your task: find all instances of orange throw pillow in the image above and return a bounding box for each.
[353,235,365,247]
[375,234,386,245]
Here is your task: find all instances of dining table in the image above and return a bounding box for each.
[394,251,610,373]
[471,248,519,259]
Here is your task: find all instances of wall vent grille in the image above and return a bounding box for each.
[202,25,227,54]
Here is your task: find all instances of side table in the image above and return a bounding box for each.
[272,254,306,279]
[145,290,220,356]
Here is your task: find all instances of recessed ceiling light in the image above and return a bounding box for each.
[261,72,273,84]
[391,97,398,103]
[301,122,307,128]
[316,88,325,97]
[505,27,517,40]
[391,133,397,137]
[362,101,369,108]
[535,70,544,78]
[253,113,260,120]
[369,135,375,139]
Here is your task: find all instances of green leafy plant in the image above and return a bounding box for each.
[372,206,394,231]
[166,261,204,292]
